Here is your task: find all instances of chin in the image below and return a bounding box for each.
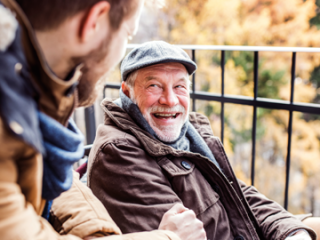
[78,91,98,107]
[77,70,109,107]
[156,133,180,142]
[153,124,183,142]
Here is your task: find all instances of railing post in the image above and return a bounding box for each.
[251,51,259,186]
[192,49,196,112]
[284,52,296,210]
[221,50,225,144]
[103,85,107,99]
[85,105,96,145]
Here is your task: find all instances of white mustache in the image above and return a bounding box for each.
[149,105,186,113]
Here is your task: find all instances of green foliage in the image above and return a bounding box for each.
[204,103,214,116]
[232,51,254,83]
[213,51,286,100]
[258,70,286,99]
[303,65,320,121]
[310,65,320,89]
[310,0,320,28]
[201,81,210,91]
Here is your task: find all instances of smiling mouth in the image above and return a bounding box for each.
[153,113,180,119]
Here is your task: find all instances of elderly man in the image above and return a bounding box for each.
[0,0,205,239]
[88,41,319,240]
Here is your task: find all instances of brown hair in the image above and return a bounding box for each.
[15,0,137,31]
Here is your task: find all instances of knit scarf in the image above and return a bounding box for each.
[38,111,84,219]
[116,90,220,169]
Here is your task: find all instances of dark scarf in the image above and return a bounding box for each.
[38,111,84,219]
[116,90,220,169]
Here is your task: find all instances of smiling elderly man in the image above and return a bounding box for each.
[87,41,318,240]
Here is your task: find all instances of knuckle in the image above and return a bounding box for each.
[195,220,204,228]
[188,210,196,218]
[176,203,184,208]
[199,221,204,228]
[163,212,170,218]
[199,229,206,238]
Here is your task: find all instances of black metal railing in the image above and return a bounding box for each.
[84,44,320,210]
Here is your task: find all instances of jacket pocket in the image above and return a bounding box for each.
[158,157,220,216]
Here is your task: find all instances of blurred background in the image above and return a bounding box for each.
[75,0,320,216]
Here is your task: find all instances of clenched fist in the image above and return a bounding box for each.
[159,203,206,240]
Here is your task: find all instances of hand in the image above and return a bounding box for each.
[83,232,106,239]
[285,230,312,240]
[158,203,206,240]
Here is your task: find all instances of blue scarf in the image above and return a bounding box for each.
[38,112,84,219]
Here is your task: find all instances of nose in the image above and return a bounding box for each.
[159,87,179,107]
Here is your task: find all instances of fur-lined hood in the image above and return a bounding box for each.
[0,4,18,51]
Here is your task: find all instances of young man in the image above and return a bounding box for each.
[88,41,319,240]
[0,1,205,239]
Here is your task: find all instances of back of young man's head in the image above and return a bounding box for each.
[15,0,136,31]
[14,0,163,108]
[14,0,145,107]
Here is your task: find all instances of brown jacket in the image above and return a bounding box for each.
[88,99,317,240]
[0,1,179,239]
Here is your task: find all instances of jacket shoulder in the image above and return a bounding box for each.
[0,4,42,153]
[189,112,211,127]
[189,112,217,138]
[94,122,142,149]
[87,122,142,183]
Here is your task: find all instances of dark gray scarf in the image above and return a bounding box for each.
[115,89,220,169]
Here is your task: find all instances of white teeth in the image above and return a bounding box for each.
[154,113,177,117]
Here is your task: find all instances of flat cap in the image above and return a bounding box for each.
[121,41,197,81]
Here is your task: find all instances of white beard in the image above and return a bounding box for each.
[128,86,189,142]
[142,105,188,142]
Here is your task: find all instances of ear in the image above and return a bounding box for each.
[121,81,131,98]
[80,1,110,42]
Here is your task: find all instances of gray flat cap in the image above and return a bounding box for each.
[121,41,197,81]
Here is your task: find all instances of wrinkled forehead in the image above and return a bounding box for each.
[139,62,189,77]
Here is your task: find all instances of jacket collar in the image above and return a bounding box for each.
[1,0,82,125]
[101,99,215,159]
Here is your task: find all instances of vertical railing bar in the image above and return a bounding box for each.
[103,86,106,99]
[220,50,225,143]
[284,52,296,210]
[284,111,293,210]
[251,51,259,186]
[192,49,196,112]
[84,105,96,145]
[253,52,259,98]
[290,53,296,104]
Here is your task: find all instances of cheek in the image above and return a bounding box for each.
[179,95,190,111]
[136,93,159,114]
